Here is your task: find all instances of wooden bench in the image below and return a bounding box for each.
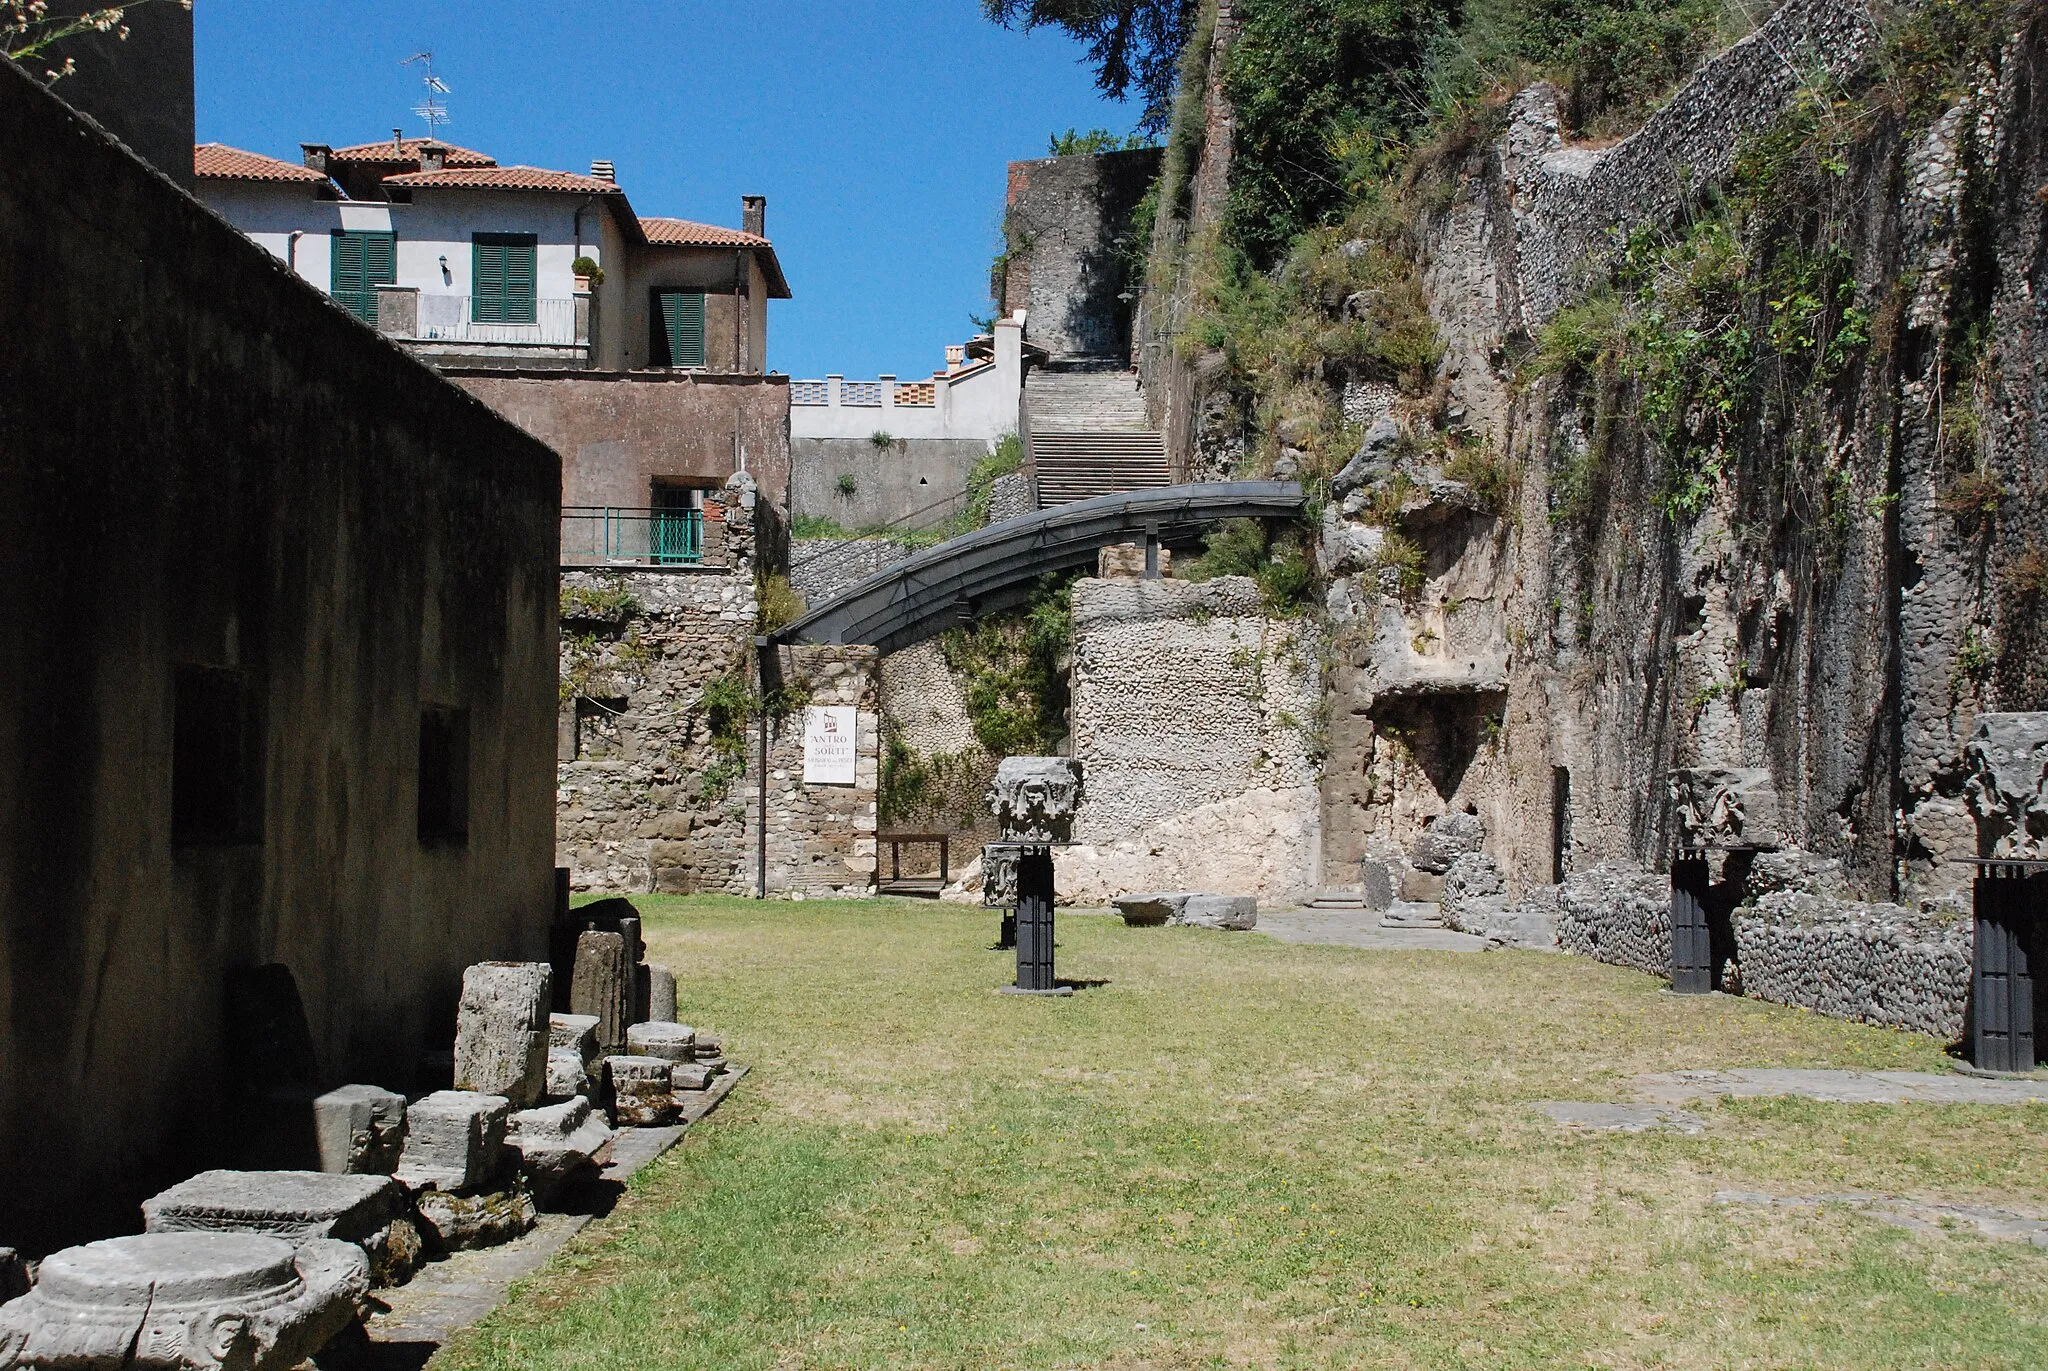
[877,832,950,898]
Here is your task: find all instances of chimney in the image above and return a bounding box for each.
[420,143,447,172]
[590,159,616,183]
[392,127,404,153]
[300,143,331,174]
[742,195,765,238]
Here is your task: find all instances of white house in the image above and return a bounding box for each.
[194,136,789,371]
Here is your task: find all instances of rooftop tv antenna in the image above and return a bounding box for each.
[403,52,451,135]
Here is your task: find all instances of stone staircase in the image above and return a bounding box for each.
[1025,364,1172,507]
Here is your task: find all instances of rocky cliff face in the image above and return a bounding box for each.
[1153,0,2048,931]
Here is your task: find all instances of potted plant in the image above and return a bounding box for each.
[571,255,604,291]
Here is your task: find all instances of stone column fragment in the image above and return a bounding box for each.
[395,1090,511,1191]
[647,963,677,1023]
[569,931,631,1054]
[453,962,552,1108]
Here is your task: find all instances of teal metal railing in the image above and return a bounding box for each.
[562,507,711,567]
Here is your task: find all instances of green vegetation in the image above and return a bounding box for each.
[754,573,804,634]
[983,0,1199,132]
[1175,516,1318,614]
[441,897,2048,1369]
[1046,126,1156,155]
[878,741,988,831]
[570,255,604,286]
[939,572,1076,756]
[559,582,639,625]
[694,671,812,799]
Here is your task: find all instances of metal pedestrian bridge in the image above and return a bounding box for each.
[767,481,1306,654]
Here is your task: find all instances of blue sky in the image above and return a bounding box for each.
[194,1,1140,379]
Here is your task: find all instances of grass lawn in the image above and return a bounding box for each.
[437,897,2048,1369]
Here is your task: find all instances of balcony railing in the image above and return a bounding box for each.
[376,288,588,350]
[562,507,719,567]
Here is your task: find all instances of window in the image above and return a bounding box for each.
[651,483,704,565]
[418,706,470,845]
[650,290,706,368]
[331,230,396,324]
[472,233,538,324]
[573,696,628,760]
[172,665,262,845]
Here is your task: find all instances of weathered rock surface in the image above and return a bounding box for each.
[453,962,552,1108]
[1966,712,2048,858]
[545,1046,594,1102]
[1330,417,1401,496]
[569,931,631,1054]
[0,1249,27,1305]
[0,1233,367,1369]
[412,1185,536,1254]
[670,1062,717,1092]
[395,1091,511,1191]
[1735,891,1970,1040]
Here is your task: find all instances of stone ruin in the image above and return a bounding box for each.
[0,1232,366,1370]
[988,755,1084,845]
[0,899,738,1363]
[1965,713,2048,860]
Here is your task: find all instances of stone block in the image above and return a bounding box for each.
[647,963,677,1023]
[413,1186,536,1254]
[1177,894,1257,930]
[1359,860,1395,912]
[504,1098,616,1205]
[693,1032,723,1060]
[549,1012,600,1060]
[453,962,552,1109]
[605,1055,677,1127]
[244,1083,405,1175]
[545,1046,593,1101]
[395,1090,511,1191]
[670,1062,716,1092]
[1096,542,1172,579]
[141,1169,420,1289]
[0,1233,367,1370]
[569,930,631,1053]
[1410,811,1486,873]
[1113,892,1190,925]
[1398,868,1446,901]
[988,756,1084,843]
[627,1021,696,1063]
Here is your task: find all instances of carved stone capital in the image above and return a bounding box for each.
[1965,712,2048,859]
[1669,767,1782,851]
[986,757,1084,844]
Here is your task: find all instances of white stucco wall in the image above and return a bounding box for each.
[792,318,1022,442]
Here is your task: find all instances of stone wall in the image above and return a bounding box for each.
[1552,865,1674,979]
[0,62,560,1250]
[1062,575,1321,903]
[877,640,1000,847]
[554,567,759,894]
[790,436,990,531]
[790,537,910,606]
[1004,147,1164,361]
[759,645,882,897]
[1735,894,1971,1041]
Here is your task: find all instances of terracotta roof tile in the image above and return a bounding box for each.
[329,137,497,167]
[383,165,624,194]
[194,143,331,184]
[640,216,771,248]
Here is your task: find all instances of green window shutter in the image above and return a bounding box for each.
[330,231,394,323]
[473,234,537,324]
[653,291,706,368]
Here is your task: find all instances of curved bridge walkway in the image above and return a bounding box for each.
[768,481,1306,654]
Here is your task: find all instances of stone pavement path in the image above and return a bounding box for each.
[1536,1101,1706,1133]
[1714,1190,2048,1248]
[1257,905,1488,951]
[354,1065,747,1366]
[1635,1067,2048,1106]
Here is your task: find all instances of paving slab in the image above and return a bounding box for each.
[1257,906,1488,951]
[1714,1190,2048,1247]
[362,1064,746,1357]
[1636,1068,2048,1106]
[1537,1101,1706,1134]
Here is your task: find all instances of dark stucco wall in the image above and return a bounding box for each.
[0,59,561,1252]
[450,370,792,516]
[41,7,195,189]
